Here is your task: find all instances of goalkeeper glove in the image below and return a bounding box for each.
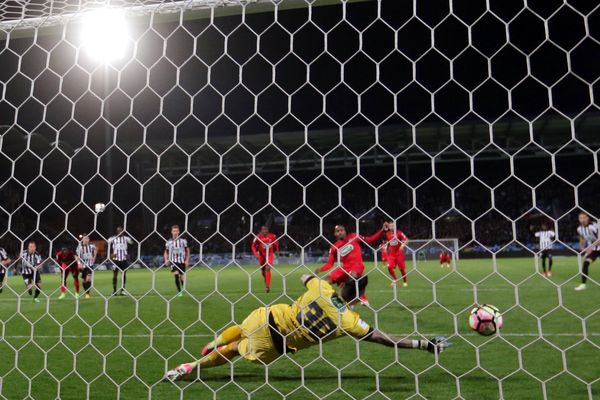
[419,336,451,354]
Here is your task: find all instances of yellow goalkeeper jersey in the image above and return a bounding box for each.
[269,277,372,351]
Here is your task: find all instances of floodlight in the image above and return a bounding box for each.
[81,8,128,62]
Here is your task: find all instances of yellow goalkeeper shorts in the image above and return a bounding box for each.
[237,307,281,364]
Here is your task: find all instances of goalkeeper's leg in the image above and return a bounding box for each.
[166,342,240,381]
[202,325,243,356]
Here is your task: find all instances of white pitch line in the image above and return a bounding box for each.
[1,333,600,339]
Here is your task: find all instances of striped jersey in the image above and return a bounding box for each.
[577,222,600,251]
[534,230,555,250]
[77,243,97,267]
[165,238,189,264]
[107,235,133,261]
[19,250,42,275]
[0,247,8,261]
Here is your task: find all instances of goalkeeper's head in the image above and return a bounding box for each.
[341,274,369,305]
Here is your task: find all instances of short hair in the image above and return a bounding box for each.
[341,275,369,303]
[171,224,180,230]
[27,240,36,246]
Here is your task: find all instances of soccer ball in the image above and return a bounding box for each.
[94,203,106,213]
[469,304,503,336]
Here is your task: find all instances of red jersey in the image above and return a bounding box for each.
[319,230,383,275]
[440,251,451,262]
[384,230,408,255]
[251,233,279,257]
[56,249,76,266]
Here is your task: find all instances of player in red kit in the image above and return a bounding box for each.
[383,221,409,288]
[380,242,388,263]
[440,250,451,268]
[251,226,279,293]
[56,246,80,299]
[315,224,385,305]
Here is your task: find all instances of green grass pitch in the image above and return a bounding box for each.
[0,257,599,399]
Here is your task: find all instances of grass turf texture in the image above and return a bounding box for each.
[0,257,599,399]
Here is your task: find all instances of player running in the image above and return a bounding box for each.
[575,212,600,291]
[76,234,97,299]
[439,250,451,268]
[56,246,79,299]
[165,275,450,381]
[251,226,279,293]
[0,246,12,293]
[383,221,409,288]
[19,240,43,303]
[315,224,385,305]
[534,223,555,277]
[164,225,190,296]
[107,226,134,296]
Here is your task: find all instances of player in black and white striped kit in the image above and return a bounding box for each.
[164,225,190,296]
[0,246,12,293]
[535,223,556,277]
[575,212,600,291]
[19,240,43,303]
[76,234,97,299]
[107,227,134,296]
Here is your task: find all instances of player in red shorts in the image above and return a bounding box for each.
[315,223,385,306]
[383,221,409,288]
[56,246,80,299]
[440,250,451,268]
[251,225,279,293]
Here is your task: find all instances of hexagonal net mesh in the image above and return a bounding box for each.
[1,0,600,399]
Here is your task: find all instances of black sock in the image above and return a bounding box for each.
[83,281,90,293]
[548,257,553,271]
[34,288,40,299]
[28,288,32,295]
[542,257,547,272]
[582,261,590,284]
[122,271,127,289]
[113,273,118,293]
[175,276,181,292]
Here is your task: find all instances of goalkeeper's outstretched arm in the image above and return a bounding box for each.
[365,330,451,354]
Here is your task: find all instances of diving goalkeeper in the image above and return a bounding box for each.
[165,275,450,381]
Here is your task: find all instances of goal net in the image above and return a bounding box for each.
[406,239,459,262]
[1,0,599,399]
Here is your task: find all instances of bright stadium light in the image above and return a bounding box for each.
[81,8,128,62]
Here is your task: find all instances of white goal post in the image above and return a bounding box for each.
[406,238,460,262]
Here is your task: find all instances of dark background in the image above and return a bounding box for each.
[0,0,599,258]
